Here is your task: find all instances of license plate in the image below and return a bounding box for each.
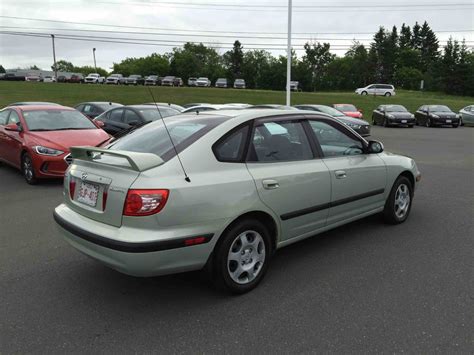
[446,120,452,123]
[401,120,407,123]
[76,182,99,207]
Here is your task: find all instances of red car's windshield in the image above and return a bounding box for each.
[23,110,97,131]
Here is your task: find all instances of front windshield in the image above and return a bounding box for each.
[430,105,451,112]
[235,79,244,83]
[129,75,140,78]
[335,104,357,111]
[384,105,407,112]
[110,74,121,78]
[198,77,208,80]
[24,110,97,131]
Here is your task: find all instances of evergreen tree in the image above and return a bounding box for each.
[412,22,422,49]
[399,23,412,49]
[419,21,439,72]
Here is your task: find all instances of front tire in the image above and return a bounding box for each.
[212,219,271,294]
[426,118,432,127]
[383,176,413,224]
[361,91,368,95]
[383,117,390,127]
[22,153,37,185]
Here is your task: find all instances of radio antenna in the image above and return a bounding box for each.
[147,87,191,183]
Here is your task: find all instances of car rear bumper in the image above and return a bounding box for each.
[53,204,222,277]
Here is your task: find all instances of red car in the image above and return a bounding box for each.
[333,104,364,119]
[0,105,109,184]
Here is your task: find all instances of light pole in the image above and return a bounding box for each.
[51,34,57,82]
[93,48,97,72]
[286,0,292,106]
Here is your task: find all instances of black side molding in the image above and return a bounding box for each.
[53,211,213,253]
[281,188,385,221]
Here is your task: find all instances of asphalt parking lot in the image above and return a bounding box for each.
[1,126,473,353]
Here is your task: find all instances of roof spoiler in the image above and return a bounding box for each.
[70,146,164,172]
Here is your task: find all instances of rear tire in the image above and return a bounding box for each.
[408,125,414,128]
[384,92,391,97]
[383,176,413,224]
[22,153,37,185]
[452,124,459,128]
[212,219,272,294]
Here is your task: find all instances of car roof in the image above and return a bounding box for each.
[125,105,179,110]
[14,105,73,111]
[8,101,61,106]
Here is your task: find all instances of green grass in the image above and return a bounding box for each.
[1,82,472,120]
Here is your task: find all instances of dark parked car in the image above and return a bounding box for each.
[161,76,175,86]
[69,74,84,84]
[75,102,123,119]
[125,75,144,85]
[144,75,160,86]
[173,77,184,87]
[372,105,416,127]
[94,105,181,136]
[57,75,67,83]
[0,73,25,81]
[415,105,460,128]
[294,104,371,137]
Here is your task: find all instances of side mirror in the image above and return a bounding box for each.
[5,123,21,132]
[368,140,384,154]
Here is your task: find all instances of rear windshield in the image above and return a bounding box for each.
[24,110,97,131]
[384,105,407,112]
[109,115,229,162]
[138,107,179,121]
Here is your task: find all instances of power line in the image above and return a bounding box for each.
[1,16,472,37]
[2,31,473,51]
[95,1,474,12]
[0,28,470,45]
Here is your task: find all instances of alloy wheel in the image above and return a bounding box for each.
[394,184,411,219]
[23,156,34,182]
[227,230,266,285]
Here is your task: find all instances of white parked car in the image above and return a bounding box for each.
[42,76,56,83]
[85,73,105,84]
[196,77,210,87]
[25,74,41,82]
[355,84,395,97]
[105,74,125,85]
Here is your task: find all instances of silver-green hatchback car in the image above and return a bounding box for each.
[54,110,421,293]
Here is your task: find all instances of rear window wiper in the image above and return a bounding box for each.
[109,121,151,143]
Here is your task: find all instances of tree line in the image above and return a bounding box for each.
[3,21,472,96]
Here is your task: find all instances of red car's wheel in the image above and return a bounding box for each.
[22,153,37,185]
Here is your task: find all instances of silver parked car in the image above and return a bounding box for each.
[54,110,420,293]
[355,84,395,96]
[459,105,474,126]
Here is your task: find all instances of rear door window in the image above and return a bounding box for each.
[123,109,141,124]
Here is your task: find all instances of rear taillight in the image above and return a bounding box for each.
[69,180,76,199]
[123,189,169,216]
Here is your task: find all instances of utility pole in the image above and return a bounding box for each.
[93,48,97,72]
[286,0,292,106]
[51,34,57,81]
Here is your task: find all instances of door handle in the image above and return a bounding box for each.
[335,170,347,179]
[262,179,279,190]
